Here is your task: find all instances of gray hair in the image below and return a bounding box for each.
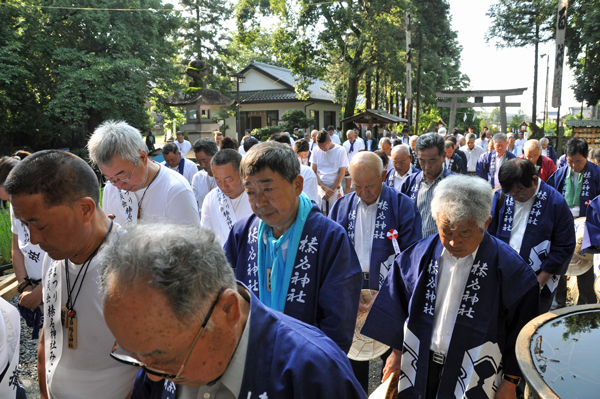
[161,143,179,155]
[416,133,445,157]
[409,135,418,144]
[380,137,392,147]
[193,138,219,156]
[524,139,542,152]
[540,137,549,145]
[589,148,600,164]
[493,133,507,143]
[466,133,477,141]
[88,120,148,166]
[211,148,242,170]
[431,175,492,231]
[101,223,236,325]
[240,141,300,184]
[392,144,411,157]
[346,129,355,137]
[366,130,372,137]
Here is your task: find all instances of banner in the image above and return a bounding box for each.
[552,0,568,108]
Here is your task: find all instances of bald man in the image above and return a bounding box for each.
[385,144,418,190]
[329,151,422,392]
[521,139,556,182]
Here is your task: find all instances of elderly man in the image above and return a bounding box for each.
[309,129,318,151]
[214,131,224,147]
[224,142,362,353]
[385,144,418,190]
[102,224,367,399]
[521,139,556,182]
[476,133,517,190]
[515,131,526,155]
[88,120,200,225]
[506,133,520,156]
[329,151,421,391]
[444,141,466,174]
[161,143,198,184]
[362,175,540,399]
[547,138,600,307]
[489,159,575,313]
[364,131,377,151]
[191,138,218,213]
[174,131,192,155]
[460,133,486,175]
[310,130,349,215]
[379,137,394,172]
[400,133,453,238]
[540,137,557,164]
[5,151,138,399]
[201,149,252,246]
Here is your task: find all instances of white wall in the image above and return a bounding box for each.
[238,69,287,91]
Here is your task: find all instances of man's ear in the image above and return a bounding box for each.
[77,197,97,223]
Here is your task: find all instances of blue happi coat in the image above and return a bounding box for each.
[476,150,517,188]
[132,284,367,399]
[446,153,466,174]
[361,233,539,399]
[583,194,600,251]
[384,165,419,190]
[399,169,454,202]
[224,204,362,353]
[329,184,422,290]
[488,181,575,300]
[546,162,600,215]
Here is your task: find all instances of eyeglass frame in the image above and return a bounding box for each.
[101,162,138,185]
[110,287,225,381]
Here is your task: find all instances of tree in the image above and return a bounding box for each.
[486,0,557,139]
[1,0,183,150]
[565,0,600,107]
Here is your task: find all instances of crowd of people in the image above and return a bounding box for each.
[0,120,598,399]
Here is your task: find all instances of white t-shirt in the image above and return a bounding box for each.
[191,170,216,213]
[355,198,379,273]
[41,239,138,399]
[201,190,253,246]
[329,134,341,145]
[343,139,365,164]
[102,166,201,226]
[515,138,526,155]
[161,157,198,185]
[300,165,320,206]
[309,145,349,186]
[10,206,45,280]
[175,140,192,155]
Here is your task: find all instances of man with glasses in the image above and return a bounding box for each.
[400,133,453,238]
[102,223,366,399]
[385,144,418,190]
[88,120,200,225]
[4,150,138,399]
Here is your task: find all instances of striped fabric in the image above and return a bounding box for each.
[416,171,446,238]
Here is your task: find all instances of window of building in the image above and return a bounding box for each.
[324,111,336,129]
[189,109,197,120]
[310,110,320,129]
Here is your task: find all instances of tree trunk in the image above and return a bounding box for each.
[343,74,361,134]
[366,75,372,110]
[415,36,423,135]
[375,69,380,109]
[396,90,400,117]
[400,93,405,119]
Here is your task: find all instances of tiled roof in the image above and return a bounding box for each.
[238,61,336,103]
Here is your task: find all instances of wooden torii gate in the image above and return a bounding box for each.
[435,88,527,134]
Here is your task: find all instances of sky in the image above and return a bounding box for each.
[447,0,580,118]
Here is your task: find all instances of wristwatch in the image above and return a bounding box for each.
[17,280,32,294]
[502,374,521,385]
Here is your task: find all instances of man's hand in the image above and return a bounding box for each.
[496,379,517,399]
[358,292,378,313]
[19,284,43,309]
[382,349,402,383]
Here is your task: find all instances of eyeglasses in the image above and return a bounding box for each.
[110,287,225,380]
[101,163,138,185]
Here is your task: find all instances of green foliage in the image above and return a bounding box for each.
[252,126,282,139]
[566,0,600,107]
[416,108,442,135]
[280,109,315,131]
[509,110,527,132]
[0,0,183,151]
[0,205,11,264]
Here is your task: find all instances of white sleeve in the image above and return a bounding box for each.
[200,192,213,230]
[339,148,350,168]
[183,160,198,185]
[9,205,16,234]
[166,189,201,226]
[302,168,321,206]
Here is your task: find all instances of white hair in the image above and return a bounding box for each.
[524,139,542,152]
[431,175,492,231]
[438,127,447,136]
[493,133,507,143]
[392,143,411,157]
[88,120,148,166]
[540,137,549,145]
[409,135,418,143]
